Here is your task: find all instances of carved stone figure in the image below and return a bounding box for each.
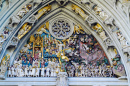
[46,67,50,77]
[72,4,89,21]
[29,65,32,77]
[25,65,29,77]
[31,67,36,77]
[0,54,10,79]
[35,5,51,19]
[18,23,32,39]
[17,4,32,18]
[19,67,24,77]
[57,72,68,86]
[51,68,54,77]
[93,23,107,41]
[41,66,45,77]
[93,6,109,21]
[8,67,11,77]
[117,31,129,48]
[74,24,85,34]
[36,67,40,77]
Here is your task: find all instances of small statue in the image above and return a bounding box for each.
[51,68,54,77]
[71,66,75,77]
[85,69,88,77]
[36,67,40,77]
[24,65,29,77]
[31,67,36,77]
[72,4,89,21]
[53,67,57,77]
[74,24,85,34]
[0,54,10,77]
[17,4,32,18]
[19,67,24,77]
[11,66,14,77]
[29,65,32,77]
[46,67,50,77]
[41,66,45,77]
[17,23,32,39]
[93,6,108,21]
[94,66,99,77]
[81,66,85,77]
[93,23,107,41]
[117,31,129,48]
[8,67,11,77]
[35,5,51,19]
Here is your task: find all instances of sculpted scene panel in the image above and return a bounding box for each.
[6,21,125,78]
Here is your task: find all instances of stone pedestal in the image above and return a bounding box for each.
[56,72,68,86]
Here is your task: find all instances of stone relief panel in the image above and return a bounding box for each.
[6,20,126,78]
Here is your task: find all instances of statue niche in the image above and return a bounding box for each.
[30,34,43,59]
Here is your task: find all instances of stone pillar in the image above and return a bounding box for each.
[56,72,68,86]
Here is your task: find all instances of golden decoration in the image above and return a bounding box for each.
[18,23,32,39]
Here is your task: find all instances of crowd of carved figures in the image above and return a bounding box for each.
[7,58,113,77]
[4,20,125,78]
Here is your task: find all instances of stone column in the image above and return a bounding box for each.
[56,72,68,86]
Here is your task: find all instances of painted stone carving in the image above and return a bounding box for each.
[8,21,118,78]
[17,23,32,39]
[92,23,108,41]
[116,31,129,48]
[35,5,51,20]
[93,5,109,21]
[72,4,89,21]
[0,54,10,79]
[112,48,126,77]
[17,4,32,19]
